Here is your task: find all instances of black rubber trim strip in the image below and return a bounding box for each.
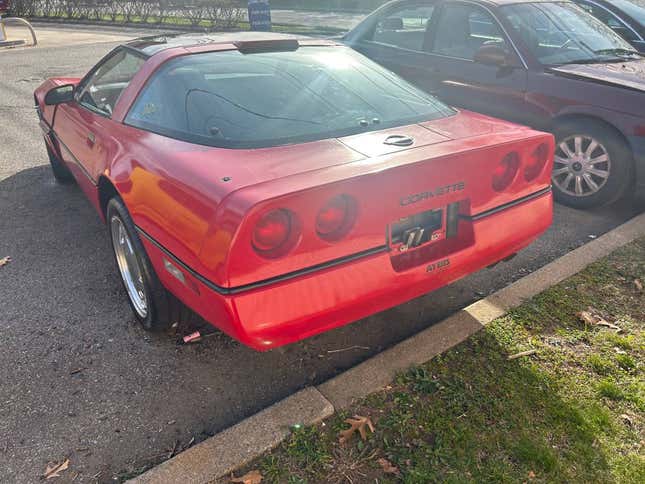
[135,226,388,296]
[50,130,98,186]
[464,187,552,222]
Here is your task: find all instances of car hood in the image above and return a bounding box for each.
[549,58,645,92]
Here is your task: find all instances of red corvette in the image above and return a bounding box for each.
[35,32,554,350]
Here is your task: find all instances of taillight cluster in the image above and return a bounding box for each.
[492,143,550,192]
[252,195,357,258]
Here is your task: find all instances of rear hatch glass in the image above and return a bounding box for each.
[126,45,454,149]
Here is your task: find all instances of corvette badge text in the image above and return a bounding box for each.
[400,182,466,206]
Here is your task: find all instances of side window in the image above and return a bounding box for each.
[370,4,435,51]
[432,4,507,60]
[77,50,146,117]
[575,1,639,42]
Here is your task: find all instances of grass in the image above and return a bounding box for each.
[229,238,645,483]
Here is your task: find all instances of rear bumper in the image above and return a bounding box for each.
[141,190,553,351]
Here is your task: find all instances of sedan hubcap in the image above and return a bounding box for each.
[110,216,148,318]
[553,135,611,197]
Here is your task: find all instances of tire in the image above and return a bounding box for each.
[552,120,633,209]
[107,197,187,332]
[45,140,74,184]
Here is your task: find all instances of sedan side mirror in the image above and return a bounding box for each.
[474,44,512,67]
[45,84,75,106]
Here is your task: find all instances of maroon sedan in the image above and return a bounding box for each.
[346,0,645,208]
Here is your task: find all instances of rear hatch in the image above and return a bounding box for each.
[205,113,553,288]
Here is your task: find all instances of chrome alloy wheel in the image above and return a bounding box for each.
[553,135,611,197]
[110,215,148,318]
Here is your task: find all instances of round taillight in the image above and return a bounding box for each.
[316,195,354,240]
[492,152,520,192]
[524,143,550,181]
[252,209,291,253]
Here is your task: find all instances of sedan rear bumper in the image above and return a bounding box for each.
[140,190,553,350]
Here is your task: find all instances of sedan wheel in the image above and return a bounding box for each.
[553,135,611,198]
[552,120,633,209]
[110,215,149,318]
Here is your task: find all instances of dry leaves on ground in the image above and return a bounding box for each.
[44,458,70,479]
[634,279,643,292]
[378,457,400,475]
[577,310,622,332]
[339,415,375,444]
[0,256,11,268]
[230,469,262,484]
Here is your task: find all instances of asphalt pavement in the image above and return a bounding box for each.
[0,27,641,483]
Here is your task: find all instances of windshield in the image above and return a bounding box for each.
[613,0,645,25]
[126,46,454,149]
[500,2,639,66]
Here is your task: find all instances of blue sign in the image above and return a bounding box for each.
[248,0,272,32]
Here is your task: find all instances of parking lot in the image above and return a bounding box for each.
[0,28,641,483]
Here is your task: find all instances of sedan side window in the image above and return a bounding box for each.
[370,4,436,51]
[432,4,508,60]
[77,50,146,117]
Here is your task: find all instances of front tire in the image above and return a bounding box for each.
[552,120,633,209]
[107,197,184,332]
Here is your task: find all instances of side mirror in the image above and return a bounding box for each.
[380,17,404,31]
[45,84,75,106]
[474,44,512,67]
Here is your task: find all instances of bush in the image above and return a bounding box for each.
[11,0,247,30]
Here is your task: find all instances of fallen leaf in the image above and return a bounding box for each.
[577,311,621,331]
[620,414,634,427]
[507,349,538,360]
[528,470,536,479]
[339,415,375,444]
[0,256,10,268]
[635,279,643,292]
[378,457,400,475]
[231,470,262,484]
[44,459,70,479]
[596,320,622,331]
[578,310,597,326]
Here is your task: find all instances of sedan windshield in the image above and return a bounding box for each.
[126,46,454,149]
[500,1,640,65]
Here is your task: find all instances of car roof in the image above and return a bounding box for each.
[125,31,328,56]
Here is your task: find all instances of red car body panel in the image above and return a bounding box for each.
[35,36,554,350]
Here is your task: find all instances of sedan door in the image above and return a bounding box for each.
[422,2,531,125]
[347,1,440,91]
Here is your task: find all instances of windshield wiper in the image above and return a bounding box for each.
[594,48,641,58]
[551,57,624,65]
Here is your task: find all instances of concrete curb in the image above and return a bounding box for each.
[130,211,645,483]
[129,388,334,484]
